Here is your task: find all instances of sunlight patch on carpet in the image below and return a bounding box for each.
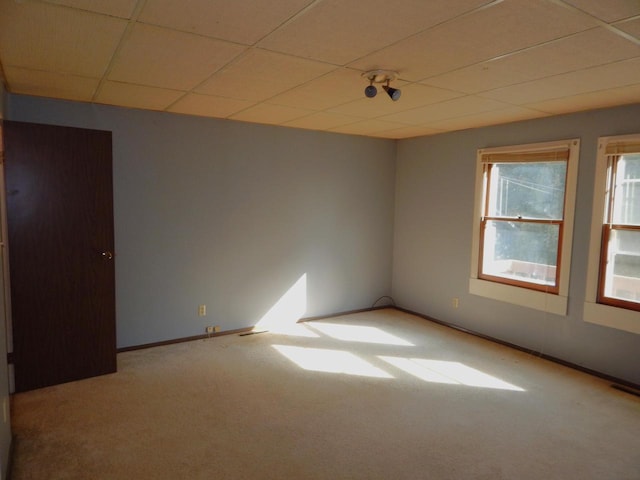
[309,323,414,346]
[273,345,393,378]
[379,357,525,391]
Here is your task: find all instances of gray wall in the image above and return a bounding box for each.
[6,94,396,348]
[5,93,640,387]
[393,103,640,385]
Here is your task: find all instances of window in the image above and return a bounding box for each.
[584,134,640,334]
[470,139,580,315]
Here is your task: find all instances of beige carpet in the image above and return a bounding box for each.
[10,309,640,479]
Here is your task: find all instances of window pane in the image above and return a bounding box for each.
[487,162,566,219]
[482,220,558,286]
[612,154,640,225]
[603,229,640,302]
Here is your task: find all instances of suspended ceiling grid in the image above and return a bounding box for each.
[0,0,639,139]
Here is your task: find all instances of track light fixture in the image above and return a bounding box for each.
[364,80,377,98]
[361,70,401,101]
[383,82,401,101]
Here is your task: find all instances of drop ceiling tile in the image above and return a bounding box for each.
[329,119,413,136]
[284,112,361,130]
[230,103,313,125]
[480,57,640,105]
[380,95,511,125]
[258,0,492,65]
[108,24,247,91]
[422,27,640,94]
[425,106,549,131]
[525,84,640,114]
[268,68,365,110]
[43,0,138,18]
[350,0,598,81]
[329,83,464,118]
[562,0,640,22]
[96,81,184,111]
[168,93,255,118]
[139,0,312,45]
[4,66,99,101]
[374,125,444,139]
[195,49,336,102]
[0,1,127,77]
[615,17,640,39]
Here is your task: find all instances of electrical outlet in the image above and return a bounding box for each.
[198,304,206,317]
[213,325,221,333]
[205,326,214,334]
[452,297,460,309]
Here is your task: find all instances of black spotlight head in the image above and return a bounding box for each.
[364,84,377,98]
[383,85,401,101]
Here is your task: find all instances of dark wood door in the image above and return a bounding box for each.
[4,120,116,392]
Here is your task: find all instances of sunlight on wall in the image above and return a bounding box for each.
[379,357,525,391]
[309,323,414,346]
[272,345,393,378]
[254,274,318,337]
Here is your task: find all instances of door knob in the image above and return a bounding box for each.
[101,251,113,260]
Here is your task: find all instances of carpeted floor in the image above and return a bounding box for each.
[10,309,640,479]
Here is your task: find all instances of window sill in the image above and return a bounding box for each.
[583,301,640,334]
[469,277,567,316]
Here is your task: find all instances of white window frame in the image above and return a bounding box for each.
[469,139,580,315]
[584,133,640,334]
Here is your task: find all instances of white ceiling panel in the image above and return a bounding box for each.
[426,106,549,131]
[561,0,640,22]
[4,66,99,102]
[350,0,598,81]
[380,96,512,125]
[42,0,138,18]
[258,0,493,65]
[1,0,639,138]
[230,103,313,125]
[95,81,184,111]
[168,93,255,118]
[480,57,640,105]
[268,68,368,110]
[374,125,445,139]
[422,27,640,93]
[525,83,640,114]
[108,24,247,91]
[195,49,336,102]
[0,1,127,77]
[615,17,640,38]
[284,112,361,131]
[139,0,313,45]
[329,119,415,136]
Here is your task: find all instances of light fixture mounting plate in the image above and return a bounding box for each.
[362,69,398,84]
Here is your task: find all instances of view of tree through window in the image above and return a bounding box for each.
[489,162,566,269]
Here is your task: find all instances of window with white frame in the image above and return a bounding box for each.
[470,139,580,315]
[584,134,640,334]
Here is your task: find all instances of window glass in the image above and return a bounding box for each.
[482,220,559,287]
[612,155,640,225]
[602,230,640,302]
[487,162,566,219]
